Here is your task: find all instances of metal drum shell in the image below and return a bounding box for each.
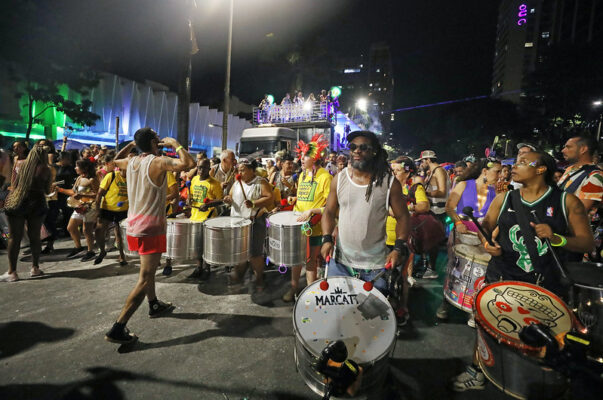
[267,211,307,267]
[164,219,203,262]
[443,243,490,313]
[293,276,396,398]
[119,220,138,258]
[203,217,251,266]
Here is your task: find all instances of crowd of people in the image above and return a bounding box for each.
[0,128,601,394]
[256,89,338,124]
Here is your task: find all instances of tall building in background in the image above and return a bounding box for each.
[333,54,367,116]
[368,42,394,136]
[491,0,602,103]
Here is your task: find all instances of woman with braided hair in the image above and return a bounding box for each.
[1,145,51,282]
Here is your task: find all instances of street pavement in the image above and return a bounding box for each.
[0,238,513,400]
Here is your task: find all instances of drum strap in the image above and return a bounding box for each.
[509,190,544,278]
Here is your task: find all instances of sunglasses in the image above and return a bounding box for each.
[349,143,372,152]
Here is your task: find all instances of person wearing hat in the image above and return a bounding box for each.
[321,130,410,294]
[462,155,476,169]
[417,150,450,279]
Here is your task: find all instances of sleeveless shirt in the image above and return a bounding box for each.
[456,179,496,219]
[335,168,393,270]
[425,166,450,215]
[231,176,263,219]
[126,154,167,237]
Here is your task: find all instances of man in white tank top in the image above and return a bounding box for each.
[321,131,410,293]
[104,128,195,344]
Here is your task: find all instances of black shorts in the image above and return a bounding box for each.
[99,209,128,223]
[250,216,266,257]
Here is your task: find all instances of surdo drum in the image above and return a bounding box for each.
[267,211,307,267]
[293,276,396,398]
[444,243,490,312]
[164,218,203,262]
[475,281,574,400]
[203,217,251,266]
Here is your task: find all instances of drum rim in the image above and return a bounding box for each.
[453,244,491,264]
[292,276,396,363]
[475,280,573,351]
[203,216,251,228]
[167,218,203,224]
[268,210,304,226]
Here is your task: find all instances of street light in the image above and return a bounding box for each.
[221,0,234,151]
[356,98,368,112]
[593,100,602,107]
[593,100,603,141]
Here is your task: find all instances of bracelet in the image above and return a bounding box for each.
[551,233,567,247]
[483,242,489,249]
[322,234,334,245]
[175,145,184,152]
[250,200,255,207]
[393,239,407,253]
[454,220,464,227]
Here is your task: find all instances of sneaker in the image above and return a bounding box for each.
[104,326,138,345]
[30,267,44,278]
[467,314,476,328]
[0,272,19,282]
[162,265,172,276]
[282,286,298,302]
[436,302,449,320]
[94,250,107,265]
[80,251,96,262]
[66,247,86,259]
[149,300,174,318]
[452,365,486,392]
[422,268,439,279]
[407,276,417,287]
[396,309,410,327]
[41,246,54,255]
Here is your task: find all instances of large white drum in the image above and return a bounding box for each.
[267,211,307,267]
[203,217,251,266]
[293,276,396,398]
[164,218,203,262]
[119,220,138,258]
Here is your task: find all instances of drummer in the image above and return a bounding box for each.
[452,150,594,392]
[187,158,223,280]
[57,158,99,261]
[273,152,297,208]
[223,158,273,291]
[282,135,332,302]
[321,130,410,293]
[437,158,501,324]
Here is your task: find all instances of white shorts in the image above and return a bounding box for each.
[70,208,98,223]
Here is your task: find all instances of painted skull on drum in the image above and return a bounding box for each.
[486,286,566,335]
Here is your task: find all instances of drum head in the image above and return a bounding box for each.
[457,232,481,246]
[454,243,491,264]
[167,218,201,225]
[293,276,396,364]
[268,211,304,226]
[565,262,603,288]
[475,281,573,349]
[204,216,251,228]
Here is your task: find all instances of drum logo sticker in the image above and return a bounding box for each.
[269,238,281,250]
[315,286,359,306]
[477,328,495,367]
[486,286,565,336]
[508,224,548,272]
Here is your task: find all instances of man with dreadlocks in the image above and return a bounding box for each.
[282,134,332,302]
[1,145,52,282]
[321,131,410,293]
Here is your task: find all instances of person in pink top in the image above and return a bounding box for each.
[104,128,195,344]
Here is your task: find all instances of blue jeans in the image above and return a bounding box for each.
[327,258,389,295]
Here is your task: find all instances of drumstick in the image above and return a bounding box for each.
[462,206,495,246]
[235,174,248,201]
[363,261,393,291]
[320,255,331,290]
[529,210,572,284]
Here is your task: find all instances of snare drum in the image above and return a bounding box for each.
[293,276,396,398]
[475,281,573,400]
[164,218,203,262]
[203,217,251,266]
[443,243,490,312]
[267,211,307,267]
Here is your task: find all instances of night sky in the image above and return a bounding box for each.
[2,0,499,134]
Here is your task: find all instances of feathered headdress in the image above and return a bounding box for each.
[295,134,328,161]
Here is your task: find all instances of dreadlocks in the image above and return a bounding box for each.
[364,145,392,202]
[4,146,48,211]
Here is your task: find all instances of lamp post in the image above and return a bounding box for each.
[593,100,602,142]
[222,0,234,150]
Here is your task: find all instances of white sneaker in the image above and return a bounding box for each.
[452,365,485,392]
[407,276,416,287]
[422,268,439,279]
[0,272,19,282]
[467,314,476,328]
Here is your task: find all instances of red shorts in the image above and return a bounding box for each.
[127,234,166,255]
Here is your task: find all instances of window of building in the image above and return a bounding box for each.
[390,113,395,121]
[376,68,380,73]
[530,8,535,14]
[344,68,361,74]
[524,42,534,47]
[541,31,550,38]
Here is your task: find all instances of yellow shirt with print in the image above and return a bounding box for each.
[189,176,223,222]
[165,171,178,214]
[100,172,128,212]
[386,183,428,245]
[294,167,332,236]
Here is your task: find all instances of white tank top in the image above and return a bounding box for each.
[231,176,263,219]
[126,154,167,237]
[335,168,393,270]
[426,166,450,215]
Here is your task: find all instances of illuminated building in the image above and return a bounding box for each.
[368,42,394,136]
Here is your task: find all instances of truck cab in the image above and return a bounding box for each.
[237,127,296,161]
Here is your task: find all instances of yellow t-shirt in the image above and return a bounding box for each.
[294,167,332,236]
[189,176,223,222]
[386,183,428,245]
[165,171,178,213]
[100,172,128,212]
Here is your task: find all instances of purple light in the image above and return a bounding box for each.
[278,265,288,274]
[517,4,528,26]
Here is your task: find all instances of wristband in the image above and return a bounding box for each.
[322,234,334,245]
[393,239,407,253]
[454,220,464,227]
[484,242,489,249]
[175,145,184,152]
[551,233,567,247]
[250,200,255,208]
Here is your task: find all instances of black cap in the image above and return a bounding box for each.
[346,130,379,143]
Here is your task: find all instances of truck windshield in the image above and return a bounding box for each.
[239,140,280,155]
